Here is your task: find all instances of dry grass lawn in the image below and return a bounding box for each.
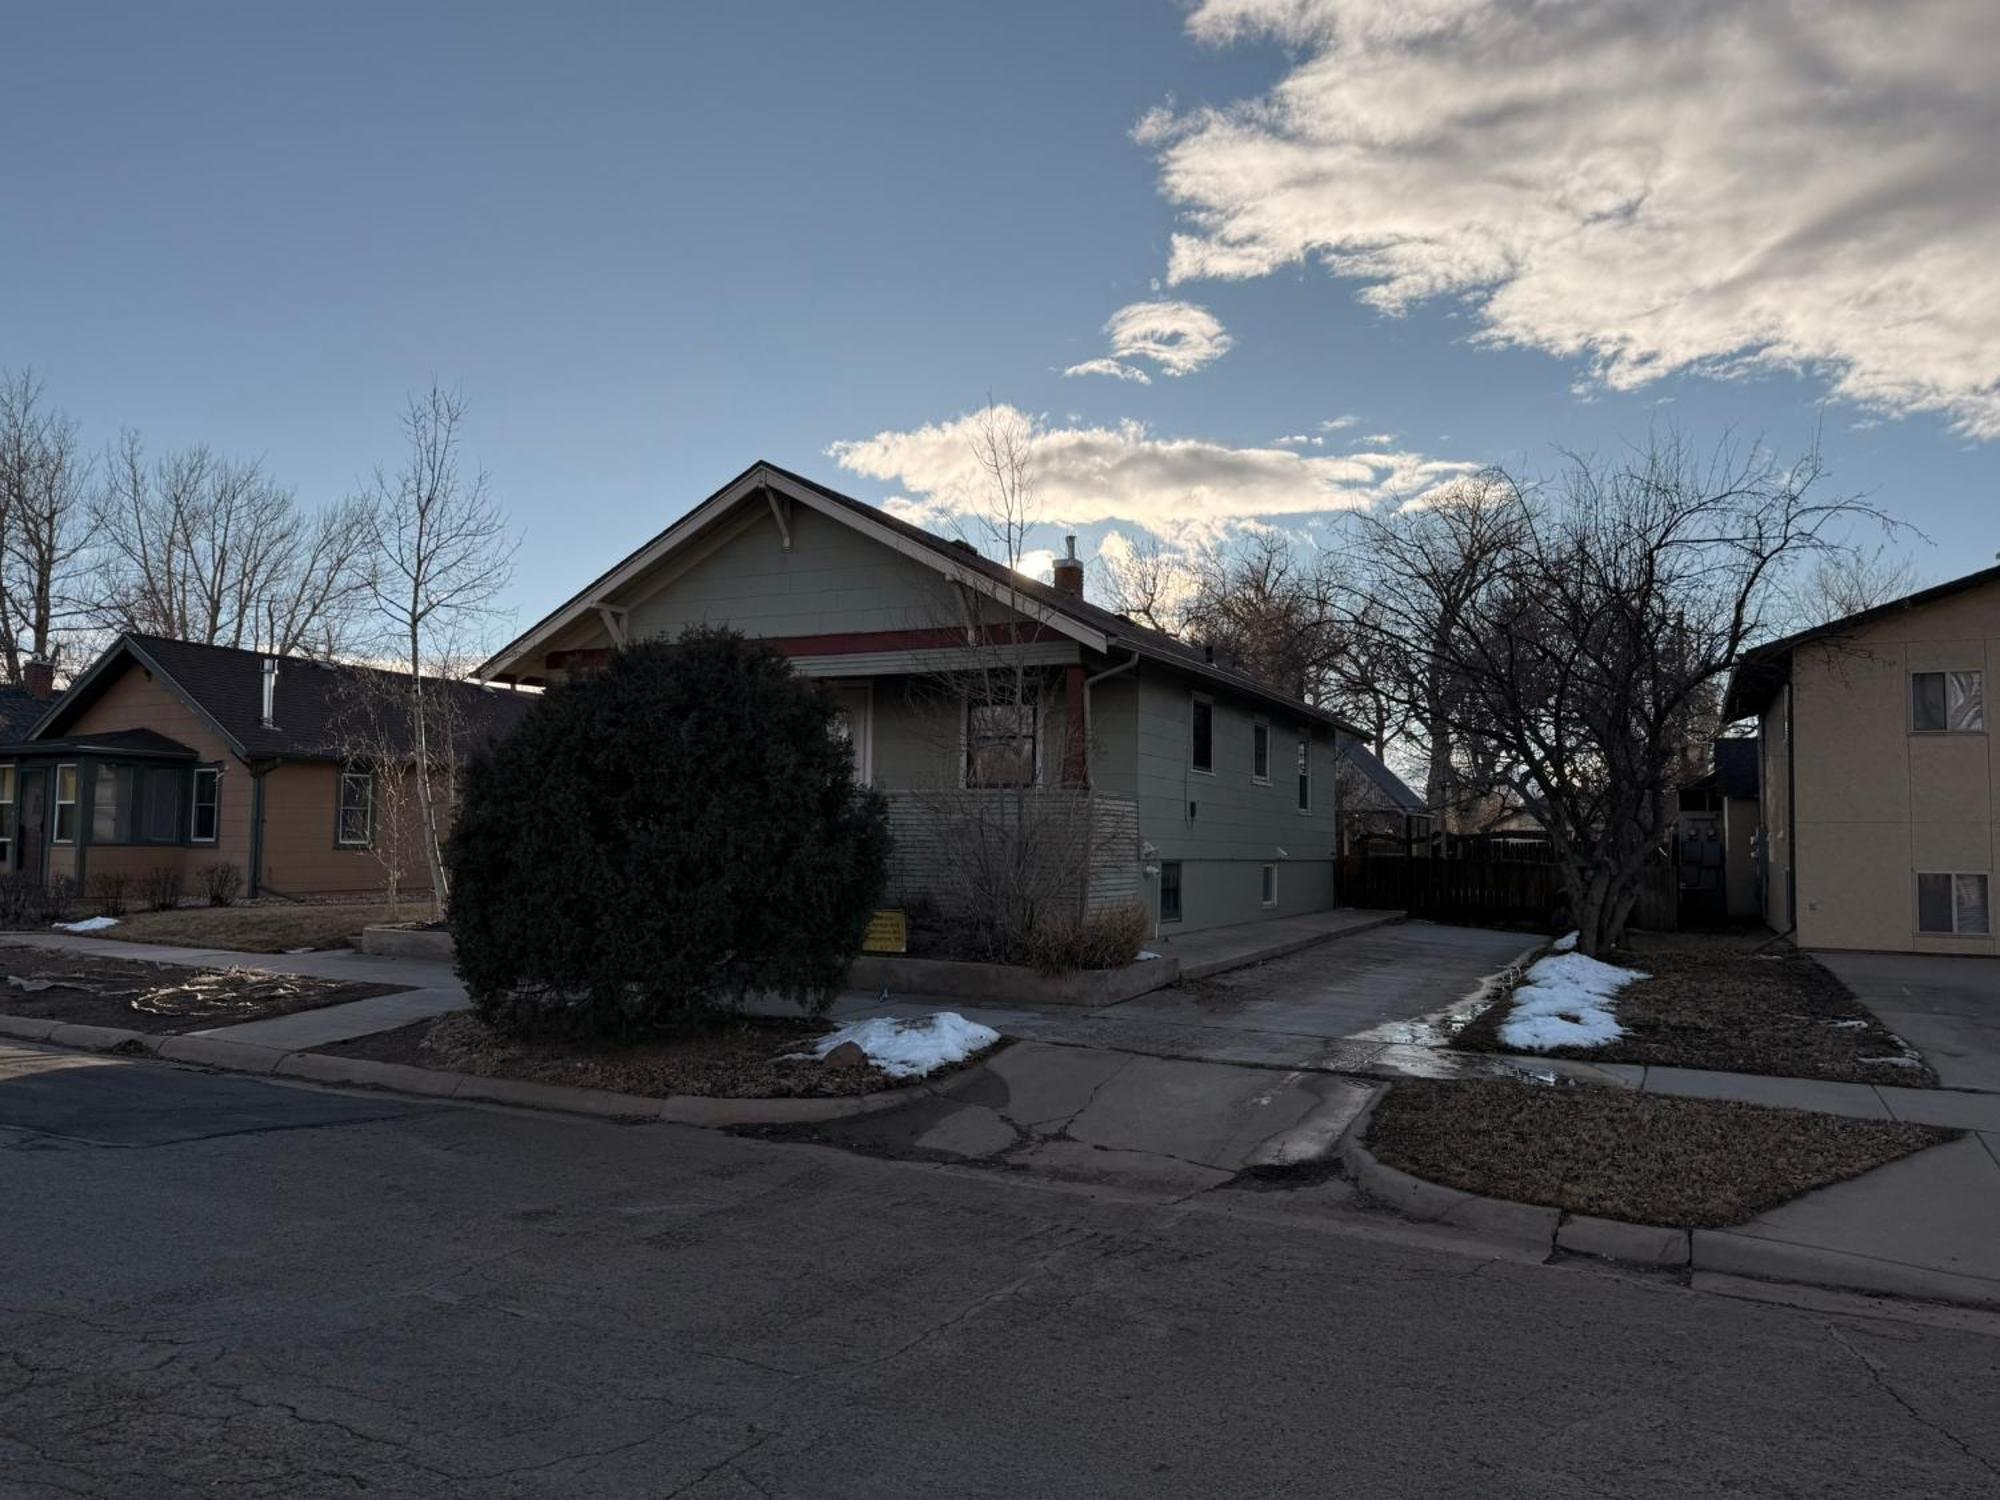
[1453,930,1936,1086]
[88,903,408,953]
[1367,1078,1955,1228]
[0,946,403,1034]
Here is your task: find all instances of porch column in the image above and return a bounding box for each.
[1062,664,1088,788]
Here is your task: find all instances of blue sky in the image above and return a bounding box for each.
[4,0,1994,637]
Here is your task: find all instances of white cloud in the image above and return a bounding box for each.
[828,403,1476,540]
[1063,357,1153,385]
[1155,0,2000,437]
[1103,299,1234,377]
[1274,432,1323,446]
[1319,414,1358,431]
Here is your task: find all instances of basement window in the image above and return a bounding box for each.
[1918,873,1990,936]
[1159,860,1183,924]
[1261,863,1278,908]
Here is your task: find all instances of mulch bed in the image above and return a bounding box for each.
[1452,932,1937,1086]
[320,1012,918,1099]
[0,946,404,1035]
[1367,1078,1957,1229]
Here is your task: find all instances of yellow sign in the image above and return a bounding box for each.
[862,909,908,954]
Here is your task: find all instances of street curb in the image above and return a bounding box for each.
[1339,1084,1999,1308]
[2,1006,973,1127]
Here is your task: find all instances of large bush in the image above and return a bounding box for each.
[449,629,892,1037]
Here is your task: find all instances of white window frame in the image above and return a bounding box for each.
[1911,670,1984,734]
[52,763,77,845]
[0,763,13,867]
[1190,694,1214,775]
[1260,863,1278,908]
[1917,872,1990,936]
[1295,732,1312,813]
[336,768,375,848]
[1251,718,1271,785]
[190,766,221,844]
[963,689,1039,789]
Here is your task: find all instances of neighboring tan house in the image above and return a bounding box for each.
[478,460,1371,935]
[1723,564,1999,954]
[0,635,531,900]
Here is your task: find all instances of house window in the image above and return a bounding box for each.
[1296,733,1311,812]
[89,764,185,845]
[53,764,77,844]
[0,765,13,867]
[191,767,220,843]
[1912,671,1984,733]
[1252,720,1270,784]
[1190,696,1213,773]
[966,695,1037,787]
[337,769,374,847]
[1261,863,1278,908]
[1159,860,1183,923]
[1918,873,1990,936]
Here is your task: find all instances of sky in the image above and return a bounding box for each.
[4,0,1996,642]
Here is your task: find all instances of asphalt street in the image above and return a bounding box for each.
[4,1049,1999,1498]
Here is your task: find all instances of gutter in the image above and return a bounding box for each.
[1081,650,1141,786]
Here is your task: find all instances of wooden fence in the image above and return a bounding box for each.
[1339,847,1677,931]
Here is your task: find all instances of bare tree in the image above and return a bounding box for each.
[1346,434,1887,955]
[0,371,93,679]
[959,401,1041,569]
[360,385,516,918]
[91,433,372,656]
[1793,543,1921,627]
[1096,529,1189,634]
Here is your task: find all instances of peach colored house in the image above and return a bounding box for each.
[0,635,530,901]
[1723,565,2000,955]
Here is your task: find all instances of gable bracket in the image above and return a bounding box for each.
[765,488,793,552]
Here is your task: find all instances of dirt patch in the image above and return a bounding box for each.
[0,946,404,1035]
[318,1012,982,1100]
[1453,933,1936,1086]
[1366,1078,1955,1229]
[82,903,410,953]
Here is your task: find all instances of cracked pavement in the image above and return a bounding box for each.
[5,1050,2000,1496]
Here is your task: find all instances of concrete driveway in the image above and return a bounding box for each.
[1817,951,2000,1092]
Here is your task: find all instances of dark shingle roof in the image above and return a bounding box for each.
[38,635,535,763]
[1341,740,1427,812]
[0,686,48,743]
[0,728,196,759]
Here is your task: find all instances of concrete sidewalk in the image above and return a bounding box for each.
[1159,907,1404,980]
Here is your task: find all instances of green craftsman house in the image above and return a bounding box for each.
[479,461,1369,935]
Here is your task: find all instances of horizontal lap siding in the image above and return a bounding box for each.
[51,661,253,883]
[884,791,1142,915]
[1133,663,1341,931]
[257,762,435,898]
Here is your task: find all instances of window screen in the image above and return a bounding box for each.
[1191,698,1213,772]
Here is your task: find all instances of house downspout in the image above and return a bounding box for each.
[1080,650,1140,791]
[248,765,270,899]
[1785,681,1797,939]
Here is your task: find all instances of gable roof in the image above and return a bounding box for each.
[1723,562,2000,721]
[1340,740,1427,813]
[31,635,535,763]
[481,459,1366,734]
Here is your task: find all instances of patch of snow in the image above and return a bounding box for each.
[1860,1054,1925,1069]
[1550,930,1579,952]
[53,916,119,933]
[1136,950,1163,961]
[811,1012,1000,1080]
[1498,950,1649,1052]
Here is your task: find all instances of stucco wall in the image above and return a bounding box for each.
[1759,690,1793,933]
[1787,583,2000,954]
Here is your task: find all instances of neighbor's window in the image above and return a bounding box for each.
[1261,863,1277,908]
[1296,733,1311,812]
[191,767,220,843]
[966,696,1036,788]
[1191,696,1213,773]
[337,769,374,847]
[53,764,77,844]
[1912,671,1984,733]
[1159,860,1183,923]
[1252,721,1271,784]
[1918,873,1990,936]
[93,764,131,843]
[0,764,13,866]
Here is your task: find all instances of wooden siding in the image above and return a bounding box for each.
[882,790,1141,916]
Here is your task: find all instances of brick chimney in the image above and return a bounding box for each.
[1052,534,1084,599]
[22,658,54,701]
